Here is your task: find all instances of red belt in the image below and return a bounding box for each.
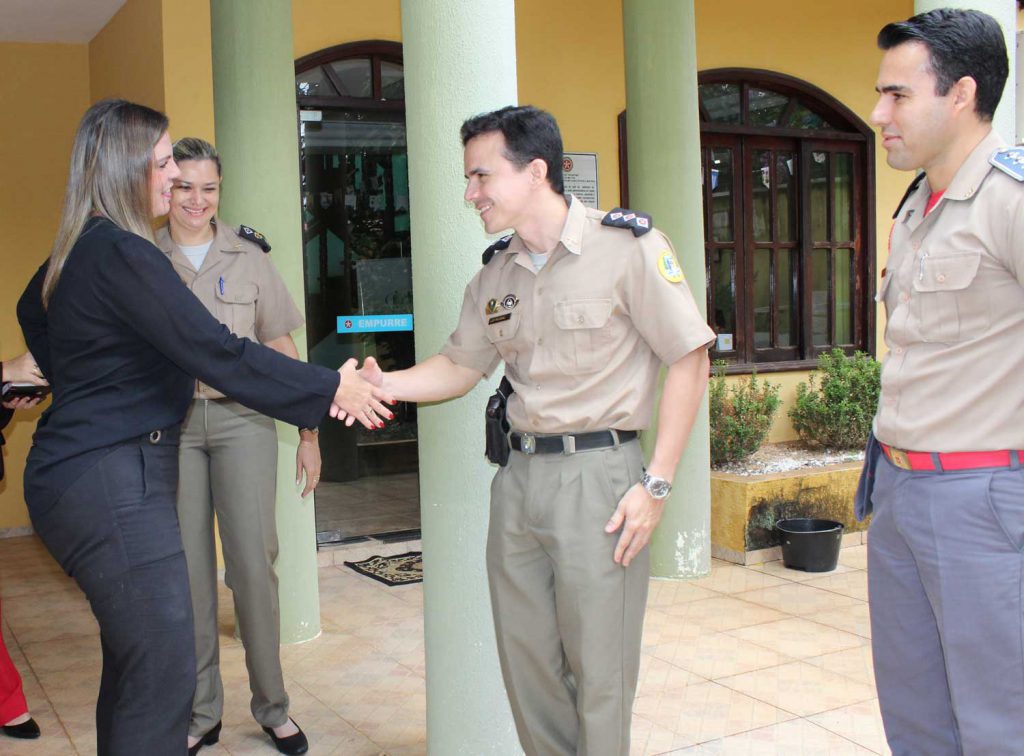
[880,443,1024,472]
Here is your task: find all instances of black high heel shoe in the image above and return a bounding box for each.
[262,718,308,754]
[187,720,222,756]
[2,717,40,739]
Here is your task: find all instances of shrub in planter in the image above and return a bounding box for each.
[789,348,881,450]
[709,361,781,467]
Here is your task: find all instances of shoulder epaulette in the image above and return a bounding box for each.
[237,225,271,253]
[989,147,1024,182]
[482,235,513,265]
[892,173,926,220]
[601,207,652,237]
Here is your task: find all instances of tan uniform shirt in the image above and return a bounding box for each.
[155,220,304,399]
[876,129,1024,452]
[441,195,715,433]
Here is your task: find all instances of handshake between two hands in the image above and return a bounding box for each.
[328,356,394,429]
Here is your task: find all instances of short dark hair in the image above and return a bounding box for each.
[878,8,1007,121]
[460,105,564,194]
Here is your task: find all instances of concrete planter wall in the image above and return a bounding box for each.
[710,461,867,565]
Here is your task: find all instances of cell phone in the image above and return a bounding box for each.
[1,382,51,400]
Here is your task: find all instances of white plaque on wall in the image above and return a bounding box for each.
[562,152,599,208]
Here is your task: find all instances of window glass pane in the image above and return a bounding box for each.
[749,88,788,127]
[834,153,854,242]
[810,151,829,241]
[812,248,831,346]
[777,249,796,347]
[381,61,405,100]
[710,148,733,243]
[699,83,741,124]
[296,66,337,97]
[754,248,771,348]
[835,248,853,344]
[711,248,736,346]
[329,58,373,97]
[752,149,772,242]
[776,151,797,242]
[784,103,832,130]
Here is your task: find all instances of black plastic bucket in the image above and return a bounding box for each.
[775,518,844,572]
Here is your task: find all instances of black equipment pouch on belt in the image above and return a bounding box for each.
[485,376,514,466]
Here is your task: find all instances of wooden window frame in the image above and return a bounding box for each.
[619,69,877,373]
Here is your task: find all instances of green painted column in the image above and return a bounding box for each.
[399,0,521,752]
[623,0,711,579]
[914,0,1016,143]
[210,0,320,643]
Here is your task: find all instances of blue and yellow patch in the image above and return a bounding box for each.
[657,249,685,283]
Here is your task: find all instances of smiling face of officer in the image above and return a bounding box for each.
[871,40,975,177]
[169,158,221,238]
[463,130,546,235]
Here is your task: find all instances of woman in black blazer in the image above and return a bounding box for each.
[16,99,393,756]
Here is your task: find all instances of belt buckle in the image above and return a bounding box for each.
[561,434,576,455]
[521,433,536,454]
[889,447,911,470]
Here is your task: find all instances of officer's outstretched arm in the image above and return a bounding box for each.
[359,353,482,404]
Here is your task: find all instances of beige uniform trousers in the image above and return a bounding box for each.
[487,438,649,756]
[177,399,289,736]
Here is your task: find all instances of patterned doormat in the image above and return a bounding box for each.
[344,551,423,586]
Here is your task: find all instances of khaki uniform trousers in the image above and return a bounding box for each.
[177,399,289,737]
[487,438,649,756]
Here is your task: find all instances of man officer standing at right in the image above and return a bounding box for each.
[859,9,1024,754]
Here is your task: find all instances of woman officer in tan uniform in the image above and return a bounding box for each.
[156,137,315,756]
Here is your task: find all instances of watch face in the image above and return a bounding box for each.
[642,474,671,499]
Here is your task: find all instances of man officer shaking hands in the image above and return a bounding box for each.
[362,105,713,756]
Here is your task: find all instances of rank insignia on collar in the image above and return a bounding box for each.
[990,147,1024,182]
[601,207,653,237]
[482,234,514,265]
[238,224,272,252]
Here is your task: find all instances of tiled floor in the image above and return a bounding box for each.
[314,473,420,543]
[0,535,889,755]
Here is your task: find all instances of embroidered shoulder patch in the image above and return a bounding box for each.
[238,225,271,253]
[657,249,685,283]
[990,147,1024,182]
[482,235,514,265]
[601,207,653,237]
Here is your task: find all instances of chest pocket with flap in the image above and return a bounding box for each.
[911,251,988,342]
[215,282,259,338]
[553,298,614,375]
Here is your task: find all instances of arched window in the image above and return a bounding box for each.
[621,70,876,369]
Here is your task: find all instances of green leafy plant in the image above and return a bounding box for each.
[789,348,881,450]
[709,361,781,467]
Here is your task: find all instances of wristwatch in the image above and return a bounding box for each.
[640,472,672,500]
[299,427,319,435]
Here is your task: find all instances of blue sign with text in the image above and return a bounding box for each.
[337,314,414,334]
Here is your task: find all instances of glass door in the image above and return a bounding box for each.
[299,109,420,543]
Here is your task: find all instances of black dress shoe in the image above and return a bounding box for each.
[188,720,222,756]
[2,717,40,739]
[262,719,308,755]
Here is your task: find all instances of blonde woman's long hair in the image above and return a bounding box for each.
[42,99,169,307]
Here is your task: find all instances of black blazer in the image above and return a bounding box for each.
[18,217,340,507]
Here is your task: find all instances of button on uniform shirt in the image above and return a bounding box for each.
[155,221,304,399]
[876,129,1024,452]
[442,195,715,433]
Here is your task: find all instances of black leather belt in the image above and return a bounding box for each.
[509,429,637,455]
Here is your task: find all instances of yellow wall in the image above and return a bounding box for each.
[293,0,402,58]
[89,0,165,109]
[161,0,215,143]
[0,42,91,529]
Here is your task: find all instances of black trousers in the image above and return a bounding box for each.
[28,431,195,755]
